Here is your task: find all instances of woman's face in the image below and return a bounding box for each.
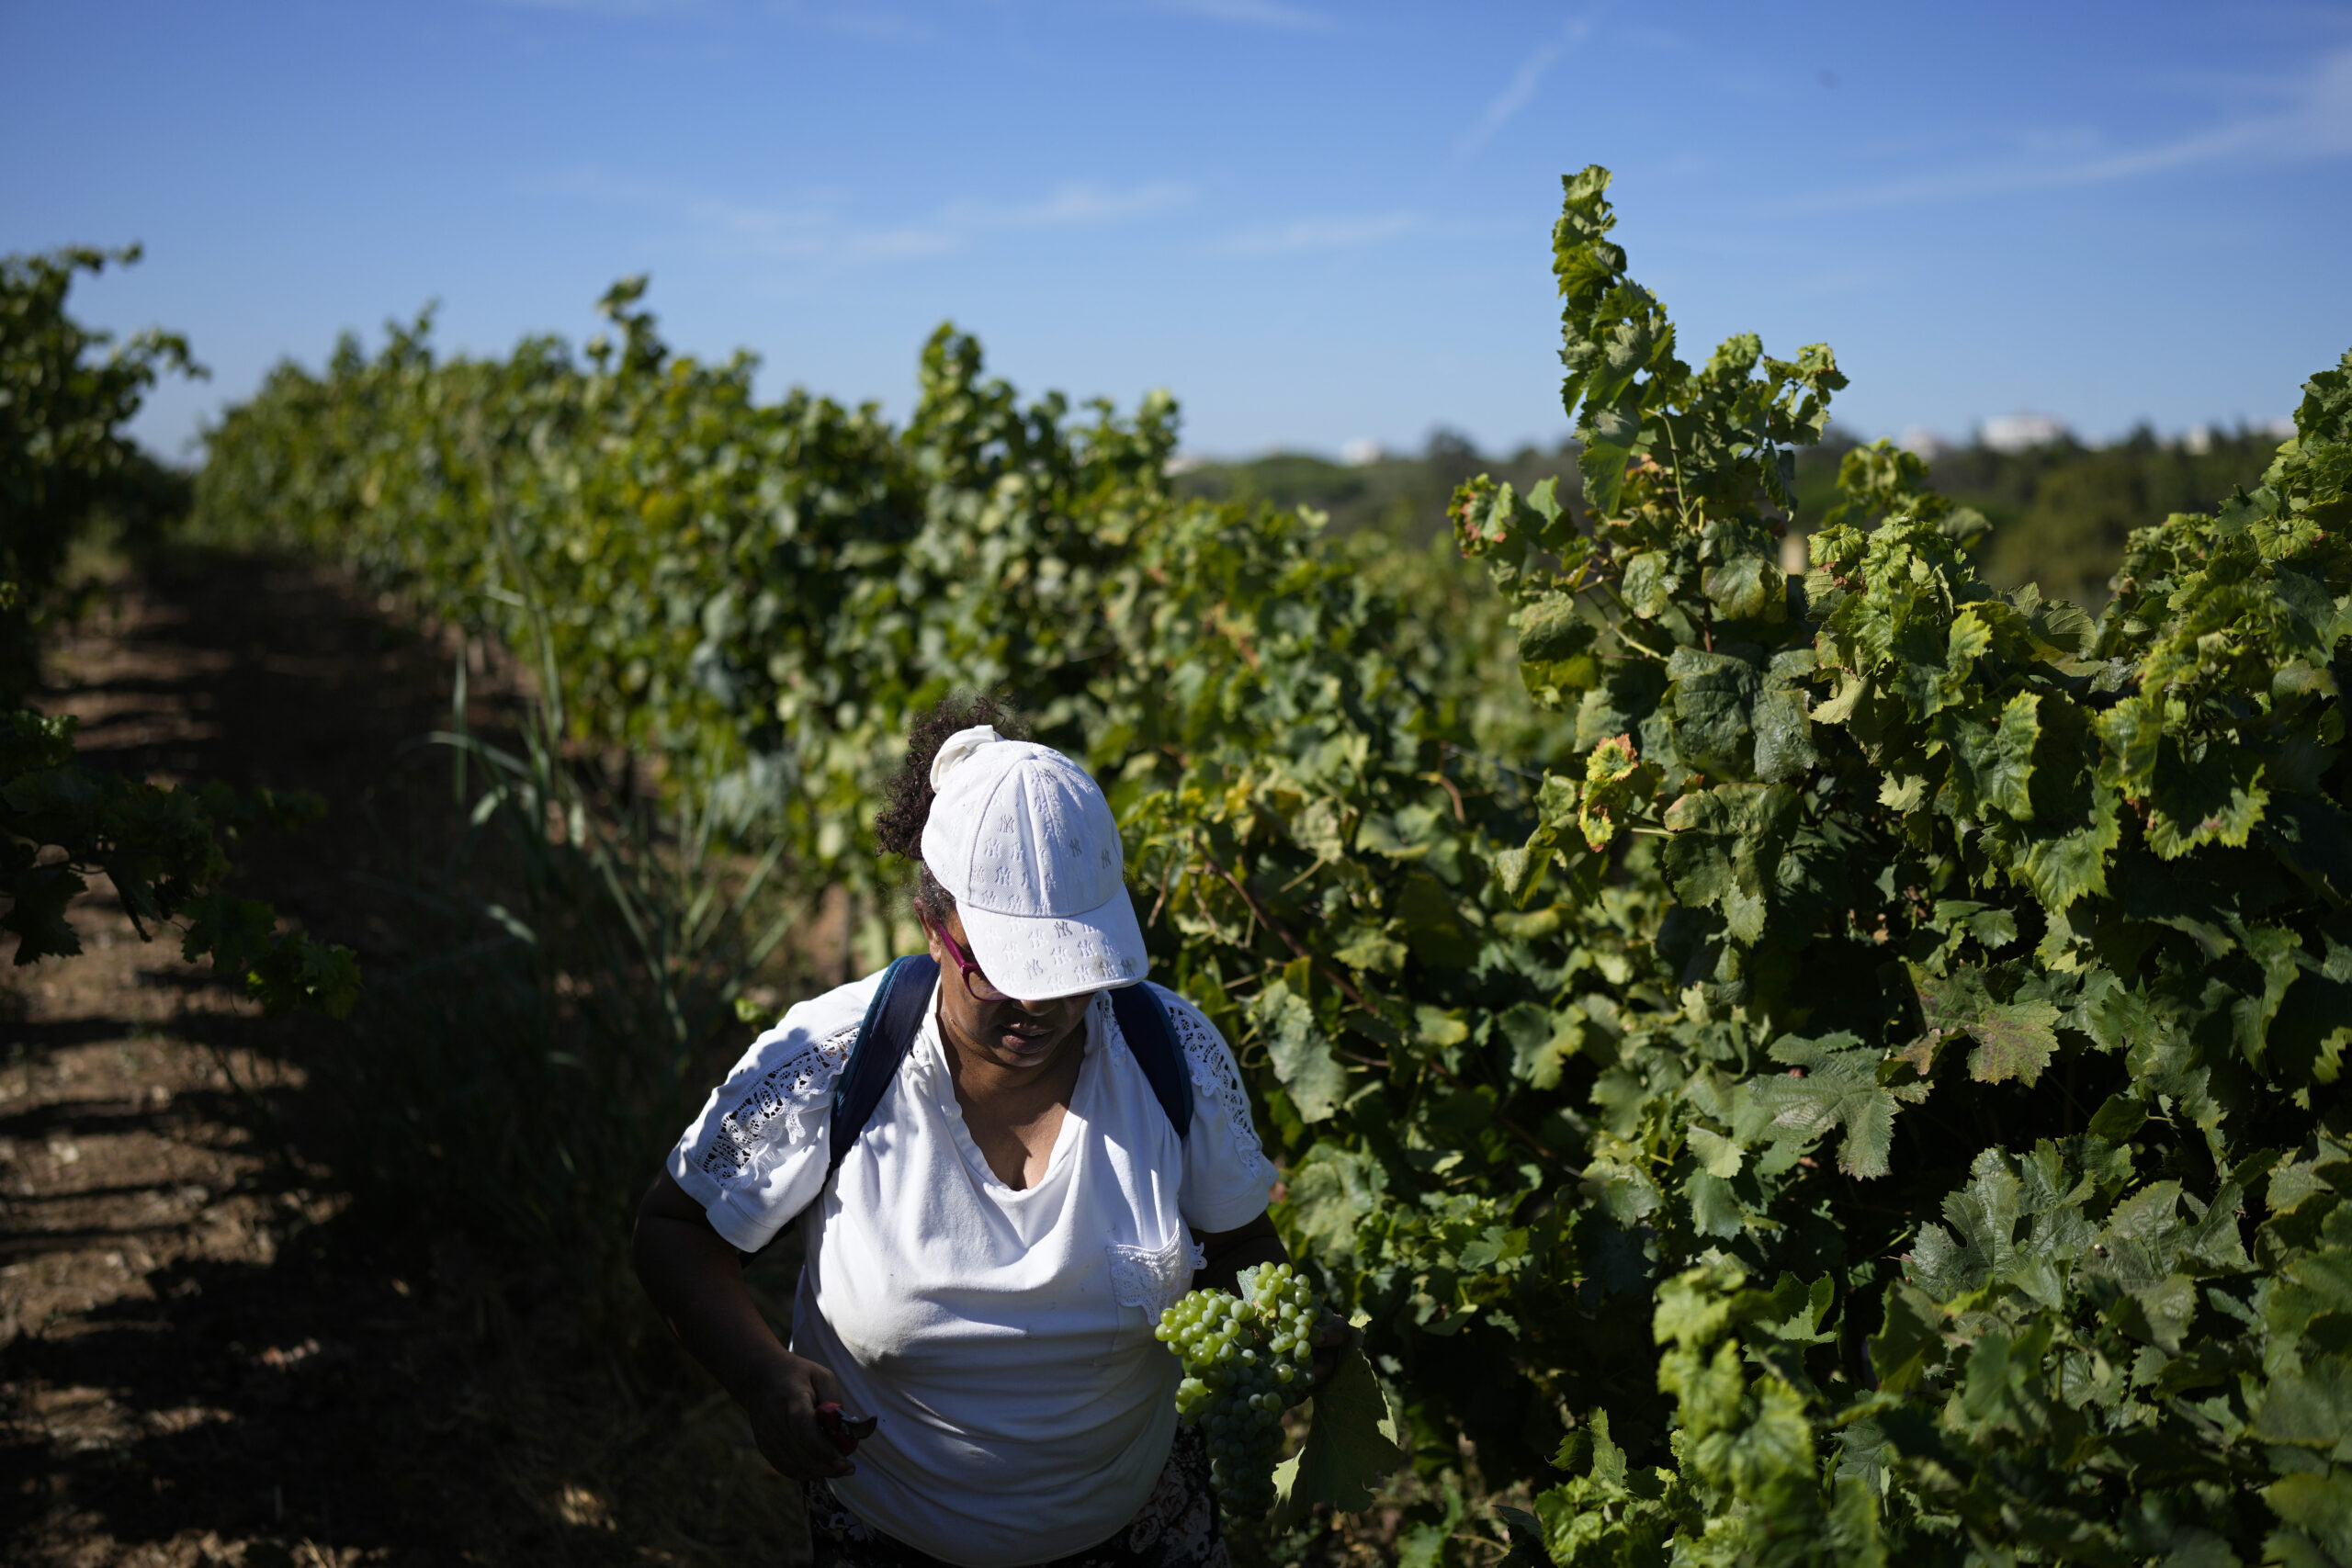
[927,908,1095,1076]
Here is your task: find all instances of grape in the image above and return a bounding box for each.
[1155,1261,1327,1518]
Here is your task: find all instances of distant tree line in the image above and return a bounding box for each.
[1181,422,2285,608]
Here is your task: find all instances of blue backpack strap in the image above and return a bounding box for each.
[1111,981,1192,1138]
[832,964,1190,1147]
[741,963,1184,1267]
[828,953,941,1179]
[740,953,939,1267]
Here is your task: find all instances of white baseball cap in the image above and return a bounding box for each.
[919,725,1150,1000]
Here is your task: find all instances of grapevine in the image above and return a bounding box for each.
[177,163,2352,1565]
[1156,1262,1322,1518]
[2,247,357,1017]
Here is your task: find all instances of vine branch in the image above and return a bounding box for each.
[1190,836,1566,1169]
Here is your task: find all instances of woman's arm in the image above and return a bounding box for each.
[1192,1210,1285,1294]
[631,1170,855,1481]
[1192,1210,1352,1386]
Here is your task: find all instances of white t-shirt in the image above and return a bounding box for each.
[668,970,1274,1567]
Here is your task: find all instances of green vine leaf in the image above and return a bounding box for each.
[1912,965,2063,1087]
[1753,1033,1900,1179]
[1270,1343,1406,1527]
[1251,975,1348,1122]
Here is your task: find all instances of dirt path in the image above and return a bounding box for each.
[2,554,803,1566]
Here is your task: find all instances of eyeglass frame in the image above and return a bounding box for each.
[920,911,1012,1003]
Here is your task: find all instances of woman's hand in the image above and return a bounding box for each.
[1304,1309,1355,1392]
[1192,1212,1357,1391]
[633,1172,862,1483]
[742,1353,860,1483]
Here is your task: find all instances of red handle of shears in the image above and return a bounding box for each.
[816,1401,877,1455]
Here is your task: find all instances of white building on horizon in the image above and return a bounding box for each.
[1978,412,2074,454]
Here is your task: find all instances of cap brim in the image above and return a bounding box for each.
[957,884,1151,1001]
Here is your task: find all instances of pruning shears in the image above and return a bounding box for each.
[816,1402,878,1456]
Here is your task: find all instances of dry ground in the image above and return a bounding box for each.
[2,553,808,1566]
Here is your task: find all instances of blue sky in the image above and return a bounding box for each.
[6,0,2350,462]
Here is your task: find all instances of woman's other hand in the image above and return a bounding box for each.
[632,1171,858,1482]
[1304,1310,1355,1392]
[1192,1211,1356,1390]
[743,1354,859,1483]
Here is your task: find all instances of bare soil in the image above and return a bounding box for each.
[2,552,806,1566]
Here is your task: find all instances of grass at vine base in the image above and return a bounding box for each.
[0,550,802,1566]
[0,547,1443,1567]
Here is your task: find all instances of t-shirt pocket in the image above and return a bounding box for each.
[1106,1233,1204,1349]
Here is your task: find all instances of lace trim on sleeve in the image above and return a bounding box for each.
[1154,989,1266,1169]
[1107,1233,1204,1323]
[691,1022,858,1184]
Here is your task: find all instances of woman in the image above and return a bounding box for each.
[633,700,1340,1568]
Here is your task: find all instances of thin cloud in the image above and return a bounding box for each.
[1786,43,2352,212]
[944,182,1196,230]
[483,0,707,14]
[541,169,1193,265]
[769,1,940,42]
[1215,212,1420,254]
[1456,9,1602,157]
[689,197,957,261]
[1138,0,1336,30]
[484,0,935,36]
[1612,23,1679,50]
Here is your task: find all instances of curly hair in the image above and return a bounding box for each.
[875,692,1029,926]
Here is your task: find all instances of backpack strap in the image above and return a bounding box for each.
[738,953,939,1268]
[831,964,1192,1153]
[828,953,941,1179]
[1111,982,1192,1139]
[832,964,1194,1146]
[739,958,1186,1269]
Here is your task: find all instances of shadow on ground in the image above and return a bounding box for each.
[3,549,807,1567]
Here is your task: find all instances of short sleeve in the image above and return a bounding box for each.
[667,974,878,1253]
[1148,984,1275,1233]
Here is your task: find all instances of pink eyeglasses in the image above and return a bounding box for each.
[922,914,1012,1003]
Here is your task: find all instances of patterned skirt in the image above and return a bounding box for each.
[805,1426,1227,1568]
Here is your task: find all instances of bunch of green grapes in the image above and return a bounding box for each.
[1154,1261,1323,1517]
